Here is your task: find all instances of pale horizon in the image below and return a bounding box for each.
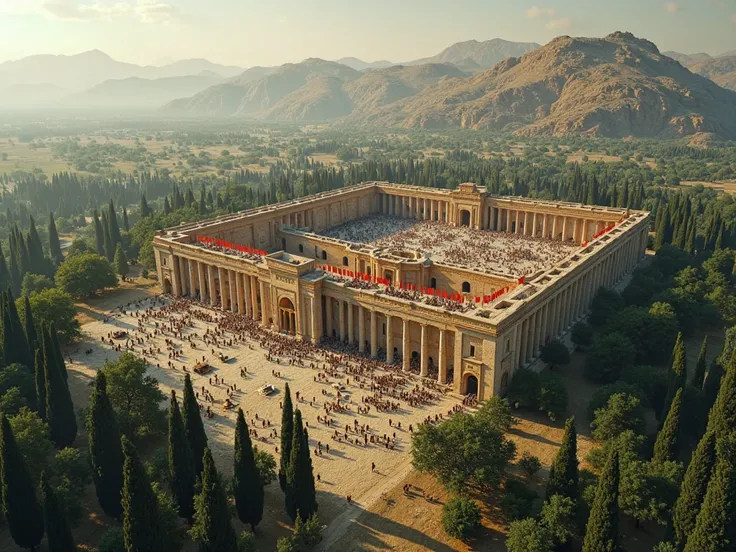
[1,0,735,67]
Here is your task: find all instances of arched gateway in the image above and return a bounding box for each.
[460,209,471,227]
[278,297,297,335]
[464,374,478,395]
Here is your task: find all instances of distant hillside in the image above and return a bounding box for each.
[404,39,541,69]
[663,51,712,66]
[350,32,736,139]
[0,49,243,94]
[0,83,68,109]
[334,57,394,71]
[64,74,225,109]
[689,56,736,91]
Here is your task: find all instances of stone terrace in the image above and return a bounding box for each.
[318,215,579,277]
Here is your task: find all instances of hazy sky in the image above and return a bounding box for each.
[1,0,736,66]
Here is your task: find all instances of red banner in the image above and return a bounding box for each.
[197,236,266,257]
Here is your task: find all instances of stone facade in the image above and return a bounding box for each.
[154,182,649,401]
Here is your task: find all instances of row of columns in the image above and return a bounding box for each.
[170,255,264,322]
[511,229,645,370]
[323,296,449,384]
[488,207,612,245]
[381,193,449,223]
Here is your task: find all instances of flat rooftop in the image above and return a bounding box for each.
[318,215,579,277]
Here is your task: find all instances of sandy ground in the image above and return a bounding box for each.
[66,295,462,549]
[319,215,578,277]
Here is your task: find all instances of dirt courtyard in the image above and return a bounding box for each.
[67,294,463,549]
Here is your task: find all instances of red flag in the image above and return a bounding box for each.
[475,296,480,303]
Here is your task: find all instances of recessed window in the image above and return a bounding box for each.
[342,256,349,266]
[470,345,476,357]
[281,238,286,250]
[430,277,437,289]
[321,251,327,260]
[298,244,304,253]
[462,282,471,293]
[162,257,167,266]
[505,339,511,353]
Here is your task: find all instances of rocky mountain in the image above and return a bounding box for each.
[63,73,225,109]
[662,51,712,66]
[348,32,736,139]
[404,39,541,69]
[0,49,243,94]
[164,59,467,120]
[334,57,394,71]
[688,56,736,91]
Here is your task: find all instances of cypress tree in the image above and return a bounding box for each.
[23,295,38,350]
[582,450,620,552]
[0,414,44,551]
[683,434,736,552]
[714,221,725,251]
[41,470,76,552]
[93,210,105,257]
[279,382,294,491]
[0,245,10,292]
[168,391,195,521]
[102,211,114,262]
[663,332,686,418]
[182,374,207,476]
[233,408,264,531]
[193,447,238,552]
[673,431,717,549]
[2,304,15,365]
[114,243,129,279]
[653,387,683,463]
[705,357,736,438]
[27,216,46,275]
[34,349,46,420]
[44,325,76,448]
[9,289,32,368]
[48,321,67,380]
[108,200,122,249]
[48,212,64,265]
[121,435,161,552]
[702,360,724,417]
[163,197,172,215]
[546,416,579,502]
[693,336,708,390]
[140,194,151,218]
[18,233,31,276]
[87,371,124,519]
[122,207,129,232]
[286,409,317,521]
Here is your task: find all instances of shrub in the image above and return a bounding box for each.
[591,394,646,442]
[539,371,568,421]
[442,496,481,540]
[540,339,571,368]
[98,527,125,552]
[238,531,257,552]
[506,518,553,552]
[587,382,648,421]
[508,368,541,410]
[571,322,593,349]
[585,332,636,383]
[620,365,668,417]
[518,452,542,479]
[500,479,539,521]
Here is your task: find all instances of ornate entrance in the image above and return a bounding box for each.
[278,297,297,335]
[464,374,478,395]
[460,209,471,227]
[163,278,172,294]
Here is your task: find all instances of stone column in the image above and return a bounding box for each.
[562,217,568,242]
[358,305,366,353]
[236,272,245,313]
[172,256,182,296]
[250,276,259,319]
[325,297,333,337]
[402,318,410,372]
[179,257,189,296]
[552,216,558,240]
[524,211,530,235]
[197,262,207,303]
[347,301,354,345]
[208,266,216,306]
[542,214,548,239]
[386,315,394,363]
[310,296,319,344]
[532,213,538,236]
[218,267,227,310]
[438,329,447,383]
[228,270,236,312]
[259,279,267,323]
[339,300,346,342]
[370,309,377,357]
[515,210,520,234]
[420,324,428,377]
[242,274,251,317]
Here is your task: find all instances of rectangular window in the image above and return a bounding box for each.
[470,345,476,357]
[382,323,386,336]
[162,257,167,266]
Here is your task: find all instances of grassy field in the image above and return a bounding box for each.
[681,180,736,194]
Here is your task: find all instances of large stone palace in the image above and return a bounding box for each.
[154,182,649,401]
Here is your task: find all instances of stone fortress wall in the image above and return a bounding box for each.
[154,182,649,401]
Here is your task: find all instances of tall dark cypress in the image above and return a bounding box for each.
[279,382,294,491]
[87,371,124,519]
[692,336,708,390]
[49,321,67,379]
[286,409,317,521]
[34,349,46,420]
[168,391,195,521]
[8,289,32,369]
[48,212,64,266]
[182,374,207,476]
[702,360,724,419]
[41,470,76,552]
[705,357,736,438]
[102,211,114,262]
[121,435,161,552]
[122,207,129,232]
[582,450,620,552]
[546,416,579,502]
[194,447,238,552]
[233,408,264,531]
[0,245,10,292]
[663,332,686,418]
[0,414,44,551]
[108,200,122,249]
[140,194,151,218]
[93,210,105,257]
[673,431,717,549]
[23,295,38,350]
[653,387,683,463]
[44,324,76,448]
[26,216,46,276]
[683,434,736,552]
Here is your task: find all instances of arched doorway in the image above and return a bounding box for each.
[163,278,172,294]
[460,209,471,227]
[278,297,297,335]
[464,374,479,396]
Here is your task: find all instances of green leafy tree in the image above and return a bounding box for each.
[541,339,571,369]
[279,382,294,491]
[692,336,708,390]
[582,450,620,552]
[21,273,54,296]
[182,373,207,476]
[114,243,129,279]
[286,409,317,521]
[122,435,162,552]
[673,431,717,548]
[441,496,481,540]
[0,414,44,551]
[8,407,54,481]
[233,408,264,530]
[618,458,682,528]
[571,322,594,350]
[189,447,238,552]
[254,446,277,486]
[103,352,165,441]
[0,362,36,412]
[518,451,542,478]
[55,252,118,297]
[585,332,636,384]
[546,417,579,503]
[87,371,124,519]
[683,434,736,552]
[41,470,76,552]
[506,518,553,552]
[51,447,92,525]
[48,212,64,266]
[541,494,578,547]
[591,393,646,442]
[23,287,80,345]
[168,391,195,521]
[653,388,683,463]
